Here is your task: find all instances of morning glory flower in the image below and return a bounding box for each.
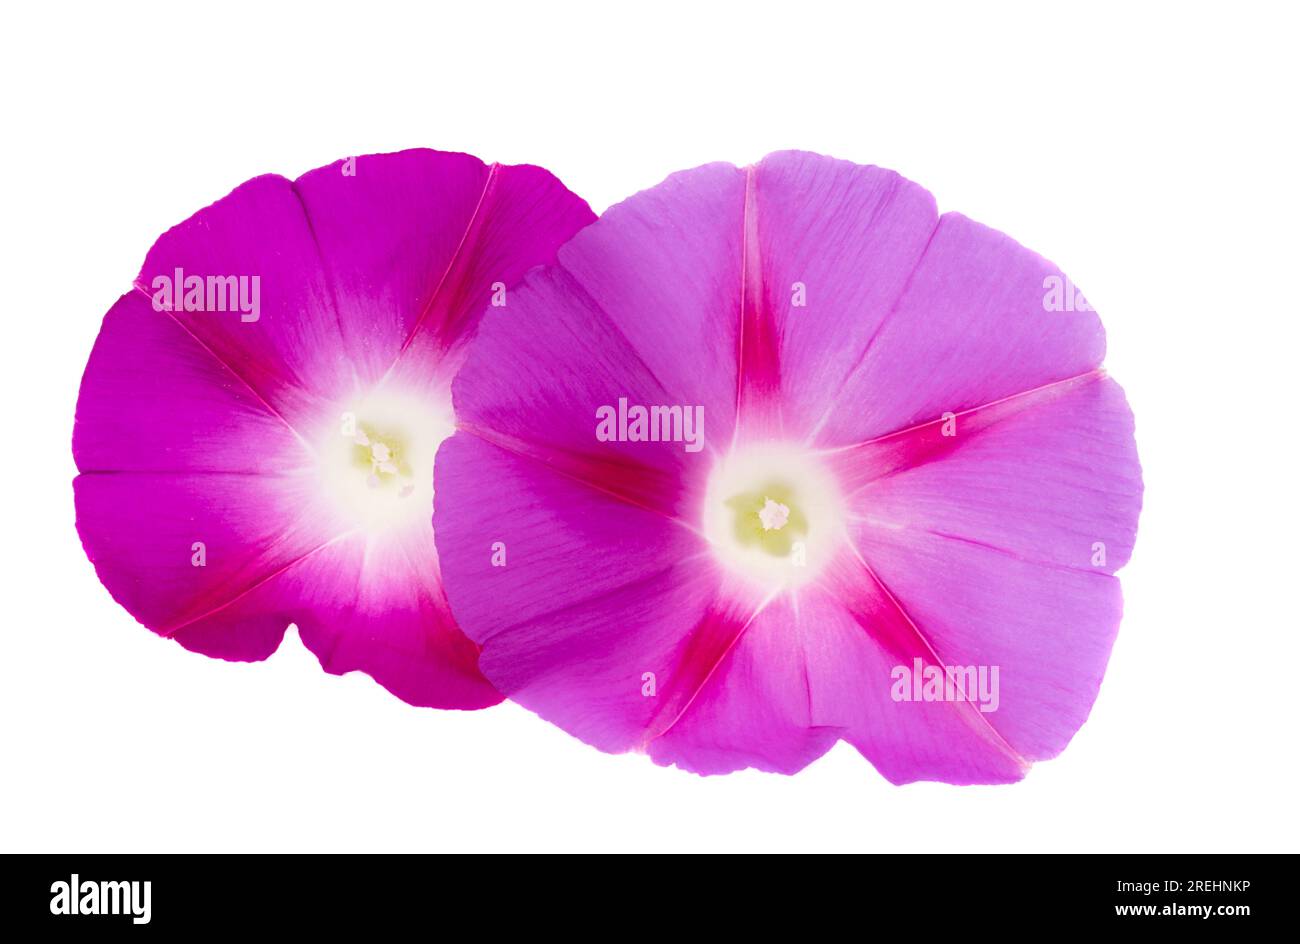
[74,149,593,708]
[435,151,1142,781]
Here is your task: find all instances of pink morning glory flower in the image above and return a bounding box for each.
[435,151,1143,781]
[73,149,593,708]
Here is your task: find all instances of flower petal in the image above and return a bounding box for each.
[645,593,843,775]
[73,291,312,473]
[753,151,939,438]
[74,469,338,659]
[843,373,1142,761]
[553,162,747,445]
[847,372,1141,571]
[453,265,708,518]
[136,174,348,435]
[435,429,720,746]
[291,150,491,389]
[800,580,1029,784]
[809,211,1107,448]
[277,527,499,709]
[294,152,596,392]
[645,569,1032,783]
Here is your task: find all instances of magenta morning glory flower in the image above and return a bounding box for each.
[435,151,1143,781]
[74,149,593,708]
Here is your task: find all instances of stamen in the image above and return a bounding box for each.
[759,497,790,531]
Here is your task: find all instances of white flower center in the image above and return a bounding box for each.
[316,388,454,534]
[701,443,846,590]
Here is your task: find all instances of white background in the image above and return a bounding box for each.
[2,1,1296,853]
